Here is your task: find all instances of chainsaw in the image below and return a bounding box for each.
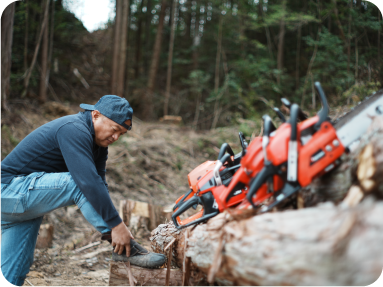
[171,96,312,228]
[245,82,383,212]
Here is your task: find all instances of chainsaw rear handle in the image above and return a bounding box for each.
[273,107,286,123]
[289,104,299,141]
[173,189,194,211]
[246,164,279,208]
[314,82,329,131]
[281,98,308,122]
[238,132,248,156]
[214,153,234,186]
[172,195,201,227]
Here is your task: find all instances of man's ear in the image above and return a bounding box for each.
[92,110,101,120]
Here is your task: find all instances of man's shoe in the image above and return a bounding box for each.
[101,232,166,269]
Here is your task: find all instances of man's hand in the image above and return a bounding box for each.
[111,222,134,257]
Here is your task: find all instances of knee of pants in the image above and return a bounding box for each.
[1,217,43,286]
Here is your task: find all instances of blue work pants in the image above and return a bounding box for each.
[1,172,111,286]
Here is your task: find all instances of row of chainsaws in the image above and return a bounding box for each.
[171,82,383,229]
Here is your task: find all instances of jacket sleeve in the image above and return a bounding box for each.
[95,147,108,189]
[56,123,122,229]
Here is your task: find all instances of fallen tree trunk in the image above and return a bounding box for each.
[150,116,383,286]
[151,200,383,285]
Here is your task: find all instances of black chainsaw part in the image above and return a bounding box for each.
[313,82,330,131]
[172,192,219,229]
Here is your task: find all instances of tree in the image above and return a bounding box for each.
[1,2,16,111]
[164,0,178,116]
[144,0,167,120]
[111,0,122,94]
[39,0,50,103]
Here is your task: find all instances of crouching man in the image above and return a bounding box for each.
[1,95,166,286]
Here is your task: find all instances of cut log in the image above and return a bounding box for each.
[108,262,183,286]
[151,199,383,285]
[36,223,54,249]
[119,200,172,235]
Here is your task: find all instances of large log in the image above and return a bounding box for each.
[151,200,383,285]
[150,116,383,286]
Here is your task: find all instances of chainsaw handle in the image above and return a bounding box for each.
[281,98,308,122]
[289,104,299,141]
[246,164,278,208]
[218,143,235,161]
[172,195,201,228]
[262,115,276,137]
[238,132,248,156]
[273,107,286,123]
[220,153,234,167]
[314,82,329,131]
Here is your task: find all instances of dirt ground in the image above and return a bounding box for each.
[1,102,245,286]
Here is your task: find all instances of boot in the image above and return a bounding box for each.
[101,231,166,268]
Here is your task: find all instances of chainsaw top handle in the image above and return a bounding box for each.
[281,98,308,122]
[314,82,329,131]
[218,143,234,161]
[273,107,286,123]
[262,115,276,137]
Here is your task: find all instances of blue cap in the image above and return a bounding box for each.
[80,95,133,130]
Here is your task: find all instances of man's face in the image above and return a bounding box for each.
[92,110,131,147]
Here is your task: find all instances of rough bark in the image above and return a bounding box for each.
[151,199,383,286]
[24,0,29,71]
[164,0,178,116]
[1,2,15,111]
[150,116,383,286]
[145,0,167,120]
[144,0,152,74]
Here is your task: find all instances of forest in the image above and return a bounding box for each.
[1,0,382,130]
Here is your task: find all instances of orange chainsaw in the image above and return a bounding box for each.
[244,82,383,212]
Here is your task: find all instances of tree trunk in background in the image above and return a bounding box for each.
[1,2,16,111]
[144,0,152,75]
[111,0,122,94]
[116,0,129,97]
[39,0,49,103]
[347,1,352,74]
[332,0,346,43]
[164,0,178,116]
[47,0,55,85]
[355,37,358,83]
[24,0,29,71]
[134,0,143,79]
[378,12,381,66]
[23,0,50,97]
[277,0,286,86]
[211,16,223,130]
[145,0,167,120]
[295,23,302,89]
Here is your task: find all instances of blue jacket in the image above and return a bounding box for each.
[1,111,122,229]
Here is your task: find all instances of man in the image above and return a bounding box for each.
[1,95,166,286]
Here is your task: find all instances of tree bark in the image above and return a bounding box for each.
[151,199,383,286]
[111,0,122,94]
[164,0,178,116]
[1,2,16,111]
[347,1,352,74]
[145,0,167,120]
[116,0,130,97]
[39,0,50,103]
[332,0,346,43]
[277,0,286,85]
